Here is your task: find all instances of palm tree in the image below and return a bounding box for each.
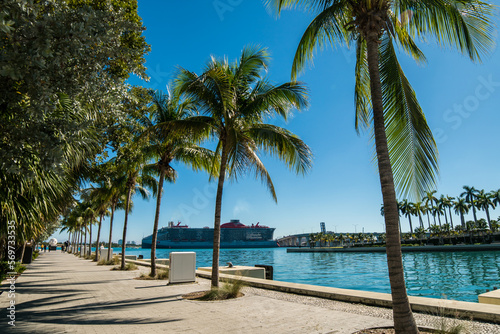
[268,1,494,332]
[454,198,470,230]
[491,189,500,208]
[445,196,455,229]
[476,190,495,230]
[412,201,425,229]
[437,195,449,226]
[140,88,217,277]
[461,186,479,224]
[423,190,438,225]
[176,46,313,288]
[399,199,414,234]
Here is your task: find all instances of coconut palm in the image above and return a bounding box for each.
[445,196,455,229]
[461,186,479,224]
[268,1,494,332]
[491,189,500,208]
[454,198,470,230]
[437,195,449,227]
[476,190,495,230]
[423,190,438,225]
[412,201,425,229]
[176,46,312,288]
[399,199,414,234]
[140,88,217,277]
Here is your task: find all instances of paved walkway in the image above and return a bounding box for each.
[1,252,393,333]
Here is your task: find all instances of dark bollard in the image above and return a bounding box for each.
[138,255,144,259]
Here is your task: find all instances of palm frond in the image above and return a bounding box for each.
[379,33,439,200]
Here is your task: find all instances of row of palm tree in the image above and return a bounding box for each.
[397,186,500,234]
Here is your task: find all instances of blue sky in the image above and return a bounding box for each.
[51,1,500,243]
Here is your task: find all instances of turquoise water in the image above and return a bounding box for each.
[101,247,500,303]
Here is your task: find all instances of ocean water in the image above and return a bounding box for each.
[95,247,500,303]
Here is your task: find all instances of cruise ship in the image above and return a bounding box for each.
[141,220,277,249]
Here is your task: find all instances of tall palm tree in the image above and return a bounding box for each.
[140,88,217,277]
[476,190,495,230]
[445,196,455,229]
[176,46,313,288]
[461,186,479,224]
[423,190,438,225]
[412,201,425,229]
[491,189,500,208]
[399,199,414,234]
[268,1,494,332]
[437,195,449,226]
[454,198,470,230]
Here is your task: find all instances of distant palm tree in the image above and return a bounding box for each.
[461,186,479,224]
[491,189,500,208]
[423,190,438,226]
[445,196,455,229]
[399,199,414,234]
[454,198,470,230]
[476,190,495,230]
[412,202,425,229]
[176,46,313,288]
[437,195,449,226]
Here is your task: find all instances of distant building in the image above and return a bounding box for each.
[320,222,326,234]
[126,241,136,245]
[118,239,123,245]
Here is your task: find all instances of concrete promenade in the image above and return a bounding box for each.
[1,252,499,333]
[0,252,392,333]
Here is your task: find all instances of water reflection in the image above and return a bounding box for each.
[117,247,500,302]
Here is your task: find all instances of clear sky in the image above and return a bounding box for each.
[51,1,500,244]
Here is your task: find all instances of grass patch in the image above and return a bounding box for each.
[97,257,119,266]
[184,280,245,301]
[137,269,169,280]
[33,250,40,260]
[111,263,138,271]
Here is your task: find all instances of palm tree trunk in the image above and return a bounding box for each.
[79,231,83,256]
[408,216,413,234]
[121,184,133,270]
[108,202,116,261]
[95,215,103,262]
[485,207,492,230]
[472,204,478,224]
[366,36,418,334]
[84,224,87,256]
[427,213,431,229]
[20,241,27,264]
[212,144,228,288]
[448,207,454,229]
[150,168,165,278]
[88,221,92,257]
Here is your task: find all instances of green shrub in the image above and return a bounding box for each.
[33,250,40,260]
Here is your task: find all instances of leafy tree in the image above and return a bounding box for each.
[176,46,313,288]
[268,1,494,332]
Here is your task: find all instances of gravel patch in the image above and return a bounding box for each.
[233,282,500,334]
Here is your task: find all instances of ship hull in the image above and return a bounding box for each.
[142,225,277,249]
[141,240,278,249]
